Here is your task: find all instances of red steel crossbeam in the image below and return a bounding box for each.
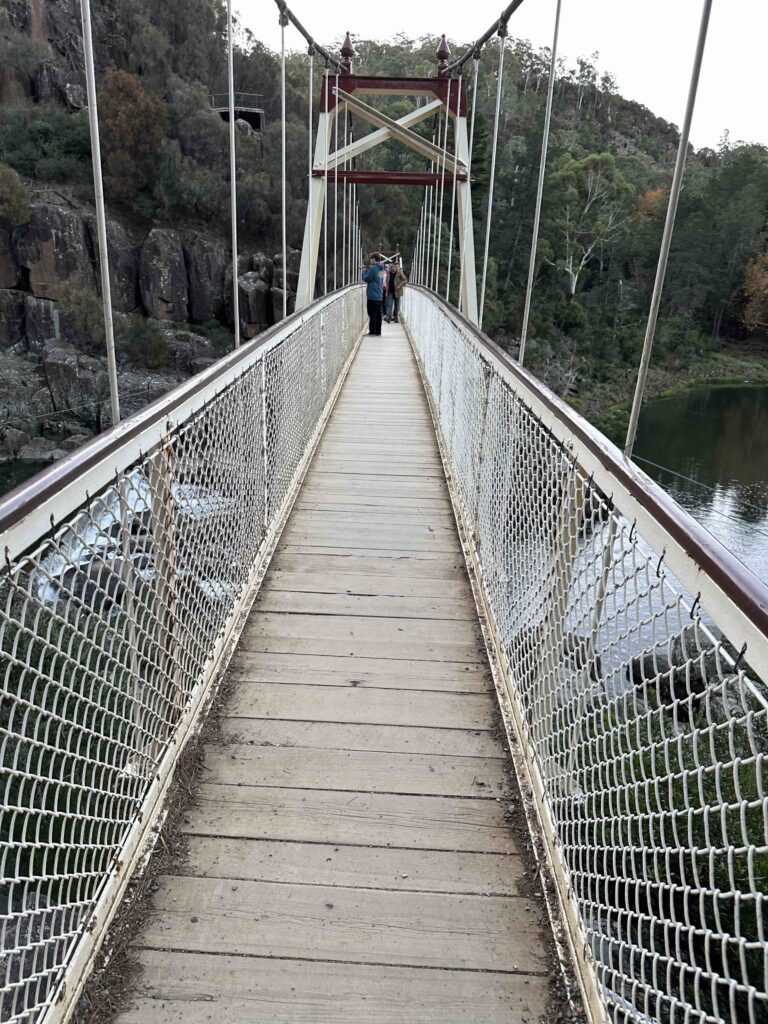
[322,75,467,117]
[311,169,467,186]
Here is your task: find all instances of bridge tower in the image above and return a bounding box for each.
[296,35,479,323]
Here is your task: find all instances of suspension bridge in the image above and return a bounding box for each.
[1,1,767,1023]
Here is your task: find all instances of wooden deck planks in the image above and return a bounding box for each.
[117,324,553,1024]
[119,951,550,1024]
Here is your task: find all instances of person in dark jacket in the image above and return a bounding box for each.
[362,256,385,336]
[385,265,407,323]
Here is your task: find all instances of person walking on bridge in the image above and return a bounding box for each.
[385,263,407,323]
[362,255,385,336]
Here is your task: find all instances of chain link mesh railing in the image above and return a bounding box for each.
[0,287,365,1024]
[407,288,768,1024]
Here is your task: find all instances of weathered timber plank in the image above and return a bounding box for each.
[269,552,469,579]
[279,523,461,552]
[263,570,472,600]
[226,681,497,729]
[218,719,500,756]
[228,650,491,692]
[242,611,481,646]
[253,589,476,621]
[182,836,524,895]
[136,875,549,974]
[238,633,485,662]
[116,952,549,1024]
[186,785,518,852]
[203,744,510,798]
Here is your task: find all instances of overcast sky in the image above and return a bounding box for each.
[245,0,766,151]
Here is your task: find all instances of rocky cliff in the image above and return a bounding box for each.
[0,189,299,463]
[0,0,302,470]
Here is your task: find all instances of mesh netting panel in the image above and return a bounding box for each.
[0,289,365,1022]
[407,290,768,1024]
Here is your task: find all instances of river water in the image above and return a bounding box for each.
[634,385,768,586]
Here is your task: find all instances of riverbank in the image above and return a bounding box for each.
[569,343,768,443]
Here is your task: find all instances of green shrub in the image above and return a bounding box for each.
[194,319,233,355]
[0,105,91,183]
[0,163,30,226]
[58,284,105,356]
[118,317,170,369]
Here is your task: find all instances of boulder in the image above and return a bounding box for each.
[24,295,61,354]
[0,290,26,349]
[0,352,46,437]
[0,221,19,288]
[162,329,215,373]
[15,203,95,301]
[238,271,271,337]
[271,287,295,322]
[184,232,226,323]
[252,252,274,286]
[17,437,67,463]
[3,427,32,456]
[139,229,188,321]
[41,343,109,431]
[273,247,300,293]
[84,215,139,312]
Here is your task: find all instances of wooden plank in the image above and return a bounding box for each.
[117,951,550,1024]
[203,744,510,798]
[218,718,500,757]
[302,472,447,497]
[289,507,457,525]
[277,545,473,567]
[295,494,454,512]
[183,836,524,896]
[253,589,476,621]
[238,631,485,662]
[226,681,497,729]
[269,552,469,579]
[242,611,482,647]
[186,785,518,852]
[136,875,549,974]
[312,461,447,477]
[263,569,472,600]
[279,523,461,552]
[228,650,492,692]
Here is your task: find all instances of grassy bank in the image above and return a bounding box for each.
[567,343,768,443]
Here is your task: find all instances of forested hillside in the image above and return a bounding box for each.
[0,0,766,461]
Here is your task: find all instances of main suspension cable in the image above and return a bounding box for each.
[445,0,527,73]
[271,0,344,71]
[518,0,562,365]
[479,25,507,330]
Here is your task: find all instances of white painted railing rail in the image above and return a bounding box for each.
[406,286,768,1024]
[0,287,365,1023]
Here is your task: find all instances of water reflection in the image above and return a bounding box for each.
[634,385,768,584]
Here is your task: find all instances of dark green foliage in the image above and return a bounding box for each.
[0,104,92,183]
[118,317,171,369]
[194,319,235,355]
[0,163,30,226]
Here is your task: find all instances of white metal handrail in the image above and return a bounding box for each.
[406,286,768,1024]
[0,287,366,1023]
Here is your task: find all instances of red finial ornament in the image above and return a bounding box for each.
[341,31,355,74]
[436,34,450,74]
